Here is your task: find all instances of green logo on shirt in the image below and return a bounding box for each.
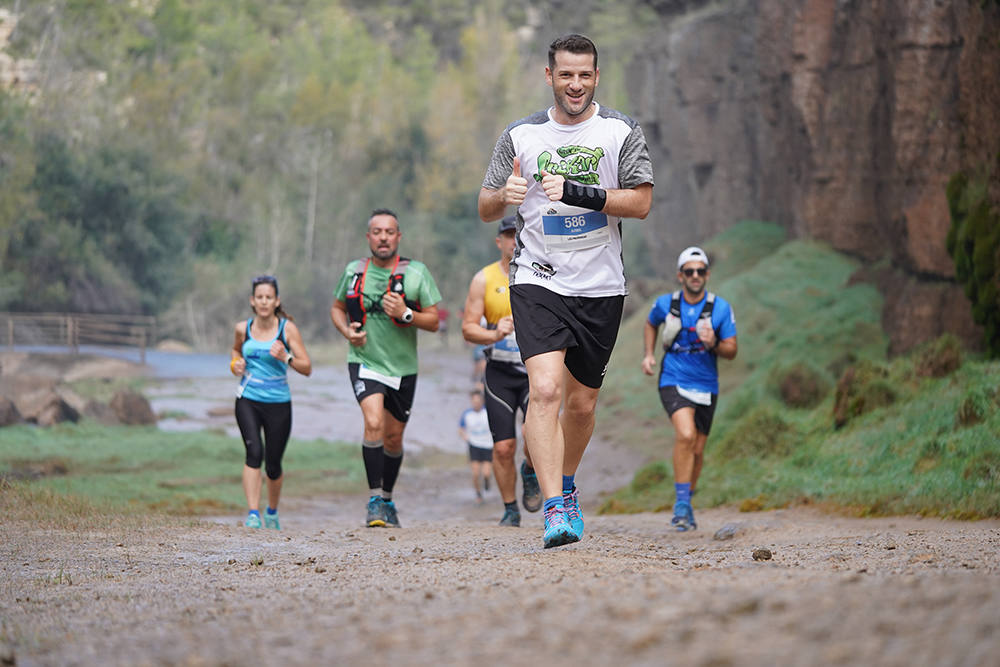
[534,145,604,185]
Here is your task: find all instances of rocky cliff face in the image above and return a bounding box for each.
[632,0,999,354]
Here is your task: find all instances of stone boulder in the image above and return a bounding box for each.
[83,399,120,425]
[0,396,23,426]
[15,388,80,426]
[109,389,156,425]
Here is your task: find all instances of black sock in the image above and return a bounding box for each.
[362,440,383,490]
[505,501,518,512]
[382,449,403,494]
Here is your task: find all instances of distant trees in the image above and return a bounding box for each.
[0,0,654,347]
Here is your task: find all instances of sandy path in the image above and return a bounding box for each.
[2,500,998,666]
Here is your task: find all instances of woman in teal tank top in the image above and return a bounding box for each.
[230,275,312,530]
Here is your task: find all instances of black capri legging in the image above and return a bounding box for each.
[234,397,292,480]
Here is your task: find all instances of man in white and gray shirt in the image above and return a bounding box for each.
[478,33,654,549]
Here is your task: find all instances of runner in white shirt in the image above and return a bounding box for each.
[478,33,654,549]
[459,391,494,504]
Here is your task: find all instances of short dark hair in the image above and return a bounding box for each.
[370,208,398,221]
[548,34,598,70]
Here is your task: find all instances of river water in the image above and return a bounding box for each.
[136,343,477,455]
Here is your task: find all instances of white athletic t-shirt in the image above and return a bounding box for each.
[482,103,654,297]
[459,407,493,449]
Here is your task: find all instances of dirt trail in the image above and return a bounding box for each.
[2,345,1000,666]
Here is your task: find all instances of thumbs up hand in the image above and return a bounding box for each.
[503,157,528,207]
[540,169,565,202]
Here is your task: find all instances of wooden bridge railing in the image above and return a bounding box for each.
[0,312,157,363]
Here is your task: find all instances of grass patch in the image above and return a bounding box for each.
[599,221,1000,519]
[0,423,364,517]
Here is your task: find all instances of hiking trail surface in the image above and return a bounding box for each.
[2,345,999,666]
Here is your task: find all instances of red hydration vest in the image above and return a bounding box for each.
[345,256,420,328]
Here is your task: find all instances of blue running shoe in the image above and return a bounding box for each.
[542,506,579,549]
[520,461,542,513]
[499,506,521,527]
[264,510,280,530]
[382,500,400,527]
[563,486,584,539]
[366,496,386,527]
[671,501,696,532]
[244,512,262,529]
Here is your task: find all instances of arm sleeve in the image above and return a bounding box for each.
[618,125,655,190]
[415,264,442,308]
[482,130,515,190]
[333,264,353,302]
[647,298,667,326]
[716,301,737,339]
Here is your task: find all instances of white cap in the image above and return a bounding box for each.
[677,246,709,269]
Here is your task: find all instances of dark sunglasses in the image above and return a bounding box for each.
[252,275,279,294]
[682,268,708,277]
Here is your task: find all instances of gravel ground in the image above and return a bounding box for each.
[3,466,999,667]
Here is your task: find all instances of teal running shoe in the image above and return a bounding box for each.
[671,501,696,532]
[542,506,579,549]
[244,512,262,529]
[366,496,386,527]
[382,500,400,527]
[499,506,521,527]
[563,486,584,539]
[264,510,280,530]
[521,461,542,513]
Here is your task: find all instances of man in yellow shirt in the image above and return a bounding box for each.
[461,216,541,526]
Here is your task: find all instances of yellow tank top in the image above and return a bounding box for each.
[482,261,511,325]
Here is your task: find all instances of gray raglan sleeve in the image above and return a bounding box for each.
[618,125,654,190]
[482,130,515,190]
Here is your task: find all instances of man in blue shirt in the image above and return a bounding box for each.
[642,247,738,531]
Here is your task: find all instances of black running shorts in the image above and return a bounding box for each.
[467,444,494,462]
[484,361,529,442]
[658,385,718,436]
[348,363,417,423]
[509,284,625,389]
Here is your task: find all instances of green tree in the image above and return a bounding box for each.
[946,170,1000,357]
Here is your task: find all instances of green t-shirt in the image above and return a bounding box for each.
[334,257,442,377]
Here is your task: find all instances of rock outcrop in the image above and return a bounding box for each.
[632,0,999,354]
[109,389,157,426]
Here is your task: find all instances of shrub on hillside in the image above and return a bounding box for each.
[714,405,797,459]
[955,386,997,427]
[630,461,671,492]
[913,333,964,378]
[833,361,897,428]
[963,451,1000,485]
[769,362,832,409]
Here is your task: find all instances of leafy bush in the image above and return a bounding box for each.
[946,170,1000,357]
[956,386,997,427]
[713,405,797,459]
[630,461,671,492]
[913,333,964,378]
[770,361,832,408]
[832,360,897,428]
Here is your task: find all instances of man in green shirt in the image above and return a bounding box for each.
[330,208,442,527]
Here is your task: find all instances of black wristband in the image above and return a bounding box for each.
[562,181,607,211]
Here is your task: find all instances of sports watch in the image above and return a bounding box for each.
[401,307,414,324]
